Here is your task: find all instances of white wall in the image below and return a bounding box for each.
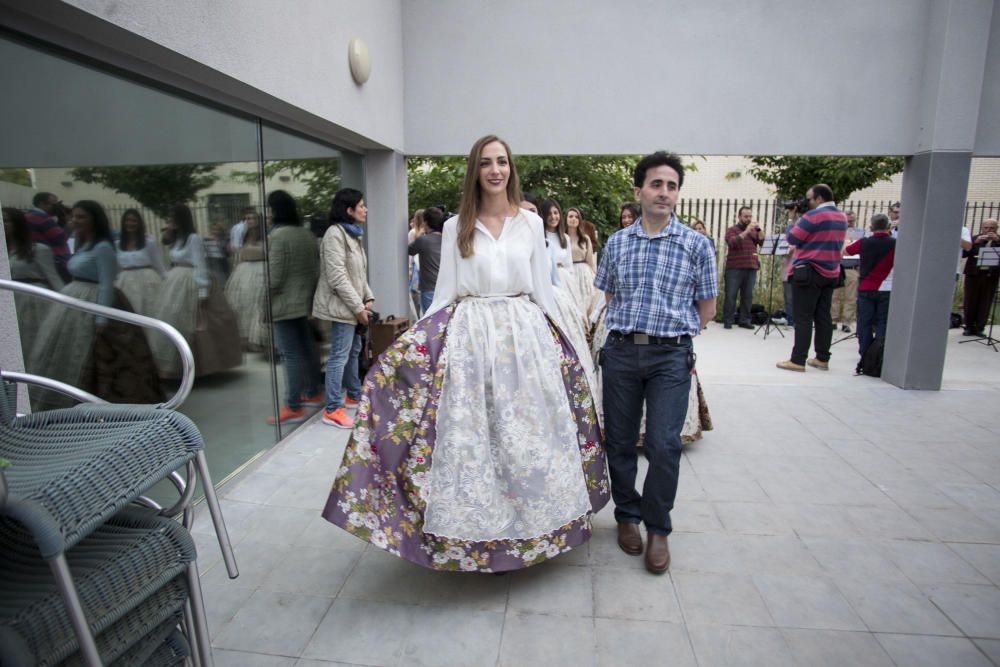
[402,0,998,158]
[2,0,406,154]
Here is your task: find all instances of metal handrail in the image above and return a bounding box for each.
[0,279,194,409]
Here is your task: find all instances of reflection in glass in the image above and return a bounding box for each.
[225,208,269,352]
[25,200,164,411]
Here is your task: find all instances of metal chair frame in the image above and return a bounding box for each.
[0,278,240,666]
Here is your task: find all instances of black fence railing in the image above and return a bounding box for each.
[674,198,999,270]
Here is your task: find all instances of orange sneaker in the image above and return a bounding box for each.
[323,407,355,429]
[266,406,307,425]
[344,396,360,408]
[300,391,324,407]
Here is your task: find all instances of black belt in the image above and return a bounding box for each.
[610,331,691,345]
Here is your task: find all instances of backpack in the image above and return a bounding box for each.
[750,303,768,325]
[861,338,885,377]
[950,312,964,329]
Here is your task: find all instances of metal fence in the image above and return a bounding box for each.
[675,198,999,269]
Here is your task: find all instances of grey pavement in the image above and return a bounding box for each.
[195,322,1000,666]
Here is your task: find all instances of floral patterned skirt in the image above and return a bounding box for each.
[322,298,610,572]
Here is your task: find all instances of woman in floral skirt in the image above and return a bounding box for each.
[322,135,609,572]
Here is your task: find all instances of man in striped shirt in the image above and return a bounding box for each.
[777,184,848,372]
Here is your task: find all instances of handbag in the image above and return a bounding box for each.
[370,314,410,359]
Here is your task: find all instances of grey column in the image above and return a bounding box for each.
[363,150,410,318]
[881,151,972,390]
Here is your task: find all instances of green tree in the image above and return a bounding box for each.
[232,159,343,216]
[408,155,642,241]
[70,164,219,217]
[0,168,31,187]
[747,156,904,202]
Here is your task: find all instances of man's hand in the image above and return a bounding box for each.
[355,310,370,326]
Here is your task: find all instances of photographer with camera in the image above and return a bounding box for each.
[723,205,765,329]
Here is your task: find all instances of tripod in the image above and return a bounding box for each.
[958,247,1000,352]
[755,235,786,339]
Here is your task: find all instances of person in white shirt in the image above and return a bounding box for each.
[320,134,609,573]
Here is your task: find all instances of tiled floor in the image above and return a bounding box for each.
[193,323,1000,666]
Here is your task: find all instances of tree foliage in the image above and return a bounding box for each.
[408,155,641,241]
[70,164,219,217]
[747,156,904,202]
[233,159,343,216]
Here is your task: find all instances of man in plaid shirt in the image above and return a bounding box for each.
[594,151,717,574]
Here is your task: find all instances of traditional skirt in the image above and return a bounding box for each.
[27,282,164,412]
[13,283,57,349]
[115,267,163,318]
[566,263,597,317]
[589,302,712,444]
[322,296,609,572]
[550,285,602,426]
[224,259,269,350]
[148,266,242,379]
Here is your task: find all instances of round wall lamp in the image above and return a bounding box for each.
[348,38,371,85]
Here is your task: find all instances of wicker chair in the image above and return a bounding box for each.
[0,508,194,666]
[0,279,238,666]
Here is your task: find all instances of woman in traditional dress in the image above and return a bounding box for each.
[114,208,166,318]
[28,201,163,411]
[225,209,269,351]
[540,199,573,288]
[149,204,241,379]
[564,206,597,314]
[4,206,64,344]
[323,135,609,572]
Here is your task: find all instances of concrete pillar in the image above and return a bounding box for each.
[881,0,992,390]
[882,152,972,389]
[363,150,410,318]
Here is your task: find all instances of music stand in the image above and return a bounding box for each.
[755,234,788,339]
[958,247,1000,352]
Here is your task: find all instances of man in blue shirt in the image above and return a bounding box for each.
[594,151,718,574]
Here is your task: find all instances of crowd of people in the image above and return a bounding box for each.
[7,145,994,578]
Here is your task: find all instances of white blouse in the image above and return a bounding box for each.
[546,231,572,268]
[425,209,556,317]
[116,238,167,277]
[169,234,211,298]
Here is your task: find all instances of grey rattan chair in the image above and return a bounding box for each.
[0,507,194,666]
[0,279,239,666]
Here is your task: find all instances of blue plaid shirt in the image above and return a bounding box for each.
[594,216,718,337]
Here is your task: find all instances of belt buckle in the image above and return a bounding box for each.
[634,333,649,345]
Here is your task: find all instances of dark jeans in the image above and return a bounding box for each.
[274,317,319,409]
[857,291,891,361]
[963,271,1000,332]
[723,268,757,325]
[601,334,693,536]
[791,266,838,365]
[783,280,795,325]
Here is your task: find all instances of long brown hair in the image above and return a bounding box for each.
[539,199,567,248]
[457,134,522,258]
[566,207,589,250]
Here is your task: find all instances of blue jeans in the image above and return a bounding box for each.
[325,321,362,411]
[420,290,435,313]
[600,334,693,535]
[857,291,891,361]
[273,317,318,409]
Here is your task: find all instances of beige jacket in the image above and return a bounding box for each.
[312,224,374,324]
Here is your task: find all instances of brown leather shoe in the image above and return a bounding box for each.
[617,522,643,555]
[645,534,670,574]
